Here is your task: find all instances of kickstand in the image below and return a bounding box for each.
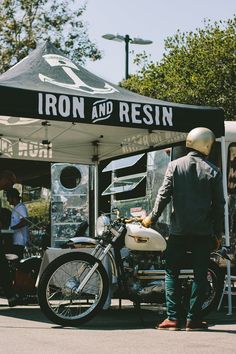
[133,302,146,328]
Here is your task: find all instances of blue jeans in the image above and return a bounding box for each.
[165,235,210,321]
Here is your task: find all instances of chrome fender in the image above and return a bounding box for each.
[68,236,98,246]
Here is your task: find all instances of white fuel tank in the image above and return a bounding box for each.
[125,224,167,251]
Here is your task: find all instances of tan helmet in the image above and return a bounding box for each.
[186,127,215,156]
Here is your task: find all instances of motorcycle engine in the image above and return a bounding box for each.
[123,249,162,270]
[122,250,166,303]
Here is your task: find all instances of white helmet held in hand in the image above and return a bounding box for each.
[186,127,215,156]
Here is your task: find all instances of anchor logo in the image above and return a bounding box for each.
[39,54,119,95]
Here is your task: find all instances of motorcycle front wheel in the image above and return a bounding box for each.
[37,252,109,327]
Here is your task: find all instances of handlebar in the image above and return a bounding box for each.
[123,217,143,224]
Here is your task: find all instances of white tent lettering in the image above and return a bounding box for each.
[119,102,173,127]
[92,99,113,123]
[38,93,85,119]
[18,141,52,159]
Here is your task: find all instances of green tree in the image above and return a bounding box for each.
[0,0,102,73]
[122,17,236,120]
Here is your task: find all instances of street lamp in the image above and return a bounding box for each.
[102,33,153,80]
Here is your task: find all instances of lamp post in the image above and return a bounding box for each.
[102,33,153,80]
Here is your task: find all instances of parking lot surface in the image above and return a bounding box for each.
[0,299,235,354]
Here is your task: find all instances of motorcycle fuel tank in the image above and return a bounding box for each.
[125,224,167,251]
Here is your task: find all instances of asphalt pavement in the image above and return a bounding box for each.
[0,299,235,354]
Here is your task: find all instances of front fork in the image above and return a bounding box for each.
[75,242,114,293]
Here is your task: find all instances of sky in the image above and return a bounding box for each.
[83,0,235,84]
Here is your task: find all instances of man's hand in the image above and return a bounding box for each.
[215,238,222,251]
[141,214,153,228]
[210,236,222,251]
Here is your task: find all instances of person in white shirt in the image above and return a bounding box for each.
[0,170,23,306]
[6,188,29,260]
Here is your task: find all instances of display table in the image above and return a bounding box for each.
[1,229,14,235]
[37,247,112,309]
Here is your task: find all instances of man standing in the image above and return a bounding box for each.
[6,188,29,260]
[142,127,225,331]
[0,170,21,306]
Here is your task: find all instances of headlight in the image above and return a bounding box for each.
[96,215,110,236]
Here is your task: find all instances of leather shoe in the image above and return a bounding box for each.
[186,319,208,331]
[156,318,180,331]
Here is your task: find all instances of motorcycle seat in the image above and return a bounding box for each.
[5,253,19,261]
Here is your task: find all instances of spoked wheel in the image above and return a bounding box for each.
[38,252,109,327]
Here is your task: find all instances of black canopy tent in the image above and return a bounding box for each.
[0,42,232,314]
[0,41,224,167]
[0,40,226,216]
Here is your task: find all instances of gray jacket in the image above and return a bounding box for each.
[151,151,225,237]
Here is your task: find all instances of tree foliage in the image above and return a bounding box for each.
[122,17,236,120]
[27,199,50,225]
[0,0,102,73]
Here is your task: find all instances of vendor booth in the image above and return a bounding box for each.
[0,42,232,312]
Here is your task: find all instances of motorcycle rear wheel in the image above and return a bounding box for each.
[181,260,224,317]
[200,260,224,316]
[38,252,109,327]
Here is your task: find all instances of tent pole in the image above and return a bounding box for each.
[93,140,99,233]
[220,136,232,315]
[94,160,99,225]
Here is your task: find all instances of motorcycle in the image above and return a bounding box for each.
[37,212,226,327]
[0,253,42,303]
[0,215,42,303]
